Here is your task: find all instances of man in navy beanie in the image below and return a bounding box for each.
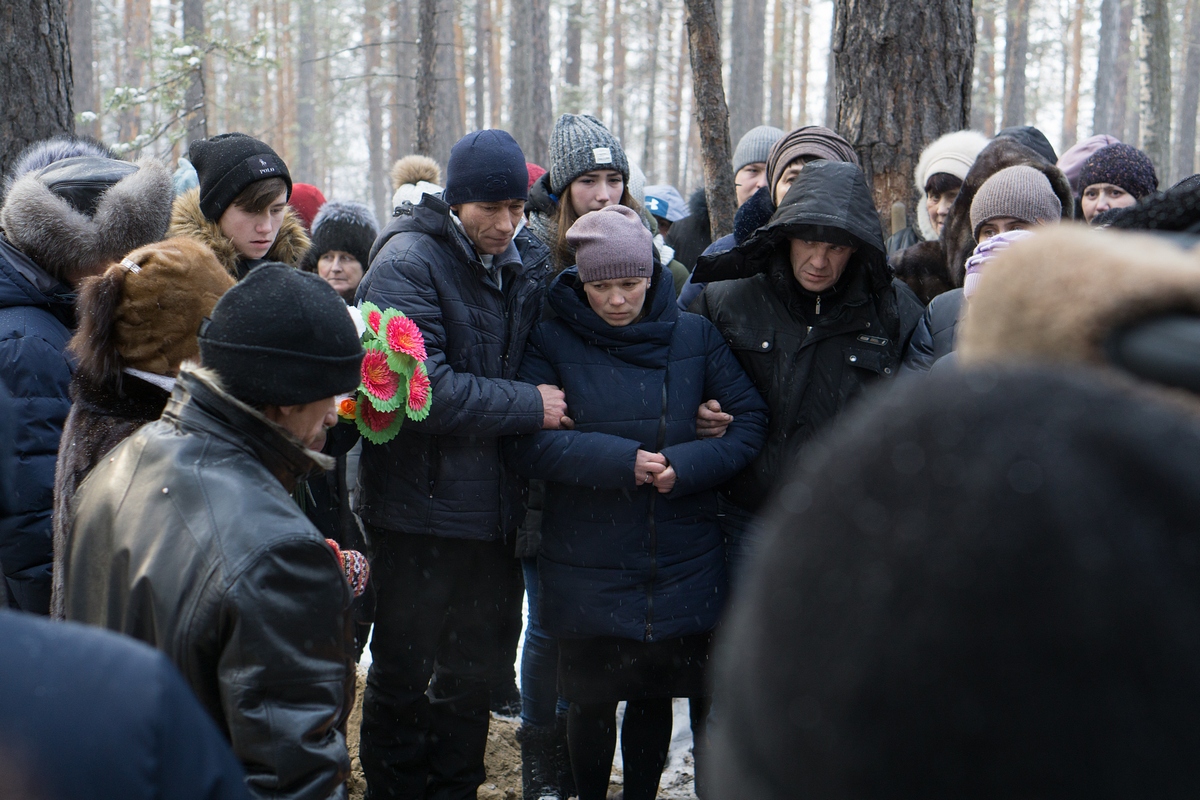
[355,130,564,799]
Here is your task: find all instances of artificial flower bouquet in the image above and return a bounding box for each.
[337,302,432,444]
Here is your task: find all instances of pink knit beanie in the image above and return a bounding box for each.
[568,205,654,283]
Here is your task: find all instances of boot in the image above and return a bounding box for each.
[517,724,560,800]
[553,710,576,799]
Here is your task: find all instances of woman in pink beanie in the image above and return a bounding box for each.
[507,204,768,800]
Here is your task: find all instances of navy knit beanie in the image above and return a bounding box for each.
[442,130,529,206]
[189,133,292,221]
[1079,143,1159,200]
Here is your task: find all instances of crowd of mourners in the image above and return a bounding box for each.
[4,105,1200,800]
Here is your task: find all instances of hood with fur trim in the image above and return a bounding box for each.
[0,157,172,285]
[168,188,310,278]
[913,130,990,241]
[939,137,1074,288]
[957,227,1200,408]
[3,137,114,197]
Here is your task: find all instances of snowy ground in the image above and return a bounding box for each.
[358,597,699,798]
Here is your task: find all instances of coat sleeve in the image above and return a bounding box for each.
[505,326,642,490]
[220,540,352,800]
[0,331,72,614]
[659,320,768,498]
[900,303,937,375]
[361,239,544,438]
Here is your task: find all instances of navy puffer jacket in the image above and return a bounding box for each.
[0,235,74,613]
[355,194,552,541]
[508,266,768,642]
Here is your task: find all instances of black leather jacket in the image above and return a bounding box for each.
[64,367,354,800]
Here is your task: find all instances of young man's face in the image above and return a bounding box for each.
[735,162,768,207]
[218,190,289,260]
[454,200,527,256]
[789,238,857,294]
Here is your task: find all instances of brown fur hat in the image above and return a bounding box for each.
[940,137,1074,288]
[890,240,955,306]
[390,155,442,190]
[69,237,235,391]
[958,227,1200,374]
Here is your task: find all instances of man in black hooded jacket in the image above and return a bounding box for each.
[691,160,923,574]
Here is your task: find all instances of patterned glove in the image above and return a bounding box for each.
[325,539,371,598]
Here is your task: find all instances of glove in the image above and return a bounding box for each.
[325,539,370,598]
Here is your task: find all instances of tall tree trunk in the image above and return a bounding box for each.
[489,0,503,127]
[1094,0,1121,134]
[119,0,150,143]
[296,0,317,180]
[183,0,207,144]
[474,0,487,131]
[391,0,417,159]
[641,0,665,174]
[1001,0,1028,129]
[416,0,438,156]
[1112,0,1137,141]
[834,0,974,219]
[798,0,810,126]
[727,0,767,142]
[0,0,74,175]
[769,0,786,129]
[69,0,96,137]
[433,0,463,161]
[529,0,552,164]
[596,0,609,120]
[1139,0,1171,173]
[668,5,688,189]
[683,0,736,239]
[971,0,997,135]
[565,0,583,100]
[1173,0,1200,180]
[509,0,533,152]
[455,13,467,129]
[1062,0,1085,149]
[824,25,837,127]
[612,0,627,142]
[365,0,389,223]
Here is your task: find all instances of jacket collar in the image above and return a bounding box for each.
[164,366,334,492]
[167,189,311,279]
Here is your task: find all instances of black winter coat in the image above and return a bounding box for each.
[901,288,965,374]
[508,266,768,642]
[355,195,552,541]
[0,235,75,614]
[64,367,355,800]
[692,160,924,512]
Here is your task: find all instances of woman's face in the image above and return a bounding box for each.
[1081,182,1137,223]
[569,170,625,216]
[317,250,364,300]
[977,216,1033,243]
[925,187,959,237]
[218,191,288,259]
[583,277,650,327]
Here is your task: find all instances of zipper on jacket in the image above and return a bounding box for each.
[645,376,669,642]
[815,294,821,315]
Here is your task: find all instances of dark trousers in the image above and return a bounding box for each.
[360,528,516,800]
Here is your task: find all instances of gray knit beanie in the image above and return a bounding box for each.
[970,165,1062,240]
[568,205,654,283]
[734,125,786,174]
[549,114,630,196]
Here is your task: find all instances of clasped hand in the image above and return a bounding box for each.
[635,450,676,493]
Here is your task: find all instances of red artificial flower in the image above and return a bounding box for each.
[361,349,400,403]
[385,314,428,361]
[407,364,431,414]
[366,308,383,334]
[359,399,399,433]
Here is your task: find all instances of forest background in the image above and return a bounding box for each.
[1,0,1191,232]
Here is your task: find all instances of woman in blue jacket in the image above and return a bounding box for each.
[508,205,768,800]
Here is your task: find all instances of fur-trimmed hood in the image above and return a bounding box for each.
[940,137,1074,288]
[3,136,114,197]
[957,227,1200,408]
[0,157,173,285]
[168,188,310,278]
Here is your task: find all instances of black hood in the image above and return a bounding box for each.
[692,160,888,294]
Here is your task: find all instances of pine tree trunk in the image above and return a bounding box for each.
[509,0,533,153]
[798,1,810,127]
[391,0,417,159]
[296,0,317,180]
[1094,0,1121,135]
[474,0,487,131]
[69,0,96,137]
[596,0,609,115]
[769,0,786,129]
[365,0,389,223]
[183,0,207,144]
[1112,0,1137,141]
[667,6,688,189]
[612,0,627,142]
[683,0,736,239]
[119,0,151,143]
[1173,0,1200,180]
[642,0,666,174]
[834,0,974,219]
[0,0,74,175]
[565,0,582,90]
[1001,0,1028,129]
[1139,0,1171,173]
[415,0,438,157]
[529,0,552,164]
[435,0,463,162]
[727,0,766,143]
[1062,0,1084,149]
[489,0,504,128]
[824,25,837,127]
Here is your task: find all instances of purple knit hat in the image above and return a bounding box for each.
[568,205,654,283]
[1078,144,1158,200]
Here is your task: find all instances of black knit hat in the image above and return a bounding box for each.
[1079,143,1159,199]
[299,201,379,275]
[189,133,292,221]
[442,130,528,206]
[198,263,363,406]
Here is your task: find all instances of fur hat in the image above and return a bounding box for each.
[299,201,379,276]
[970,165,1062,240]
[390,155,443,210]
[69,237,235,390]
[549,114,629,196]
[913,130,990,240]
[0,154,173,286]
[3,136,113,196]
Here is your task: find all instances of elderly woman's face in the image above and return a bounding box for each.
[317,250,364,300]
[925,188,959,237]
[583,277,650,327]
[1081,182,1136,223]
